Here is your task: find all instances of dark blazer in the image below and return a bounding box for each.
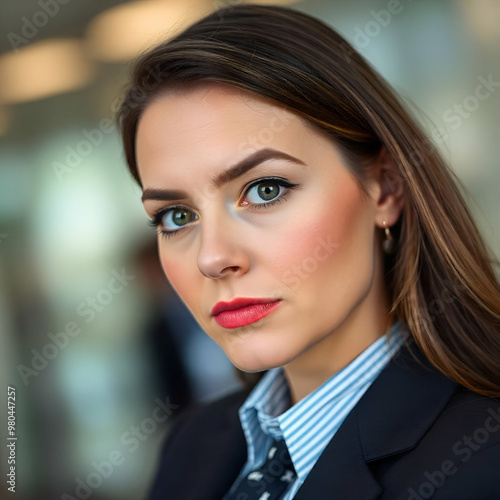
[148,340,500,499]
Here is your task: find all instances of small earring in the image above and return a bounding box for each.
[382,220,394,254]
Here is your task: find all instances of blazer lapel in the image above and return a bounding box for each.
[294,408,382,500]
[295,340,459,499]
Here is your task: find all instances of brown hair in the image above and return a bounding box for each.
[118,4,500,396]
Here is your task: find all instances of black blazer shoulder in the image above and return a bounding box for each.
[149,389,249,500]
[148,340,500,500]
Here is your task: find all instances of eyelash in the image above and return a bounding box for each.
[148,177,299,239]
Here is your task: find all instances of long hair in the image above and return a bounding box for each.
[118,4,500,396]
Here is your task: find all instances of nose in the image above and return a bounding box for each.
[196,219,251,280]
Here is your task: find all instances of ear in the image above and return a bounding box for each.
[369,146,405,228]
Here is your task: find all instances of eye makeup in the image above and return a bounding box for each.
[147,176,300,238]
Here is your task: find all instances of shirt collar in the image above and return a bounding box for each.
[238,320,408,479]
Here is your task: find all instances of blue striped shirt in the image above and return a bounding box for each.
[230,320,407,499]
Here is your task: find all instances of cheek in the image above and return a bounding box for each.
[270,181,367,283]
[159,250,196,305]
[314,182,374,306]
[330,182,372,258]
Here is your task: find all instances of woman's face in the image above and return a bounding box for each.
[136,85,384,373]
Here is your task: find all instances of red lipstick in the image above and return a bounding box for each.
[211,297,281,329]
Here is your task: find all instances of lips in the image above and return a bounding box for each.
[211,297,281,329]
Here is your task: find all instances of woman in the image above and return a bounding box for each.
[118,5,500,499]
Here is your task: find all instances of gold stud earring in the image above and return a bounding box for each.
[382,220,394,254]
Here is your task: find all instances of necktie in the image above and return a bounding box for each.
[224,439,297,500]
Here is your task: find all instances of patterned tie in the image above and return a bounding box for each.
[224,439,297,500]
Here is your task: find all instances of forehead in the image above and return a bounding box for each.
[138,83,291,129]
[135,85,315,178]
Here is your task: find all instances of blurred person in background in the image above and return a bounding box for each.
[115,4,500,500]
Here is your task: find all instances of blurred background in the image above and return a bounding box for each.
[0,0,499,498]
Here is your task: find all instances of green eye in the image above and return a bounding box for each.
[246,181,283,203]
[148,206,198,239]
[163,208,195,228]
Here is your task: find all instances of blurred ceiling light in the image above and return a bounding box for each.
[457,0,500,45]
[0,39,95,105]
[86,0,211,62]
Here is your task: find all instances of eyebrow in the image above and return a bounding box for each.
[141,148,305,202]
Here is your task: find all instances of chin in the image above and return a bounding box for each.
[228,348,293,373]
